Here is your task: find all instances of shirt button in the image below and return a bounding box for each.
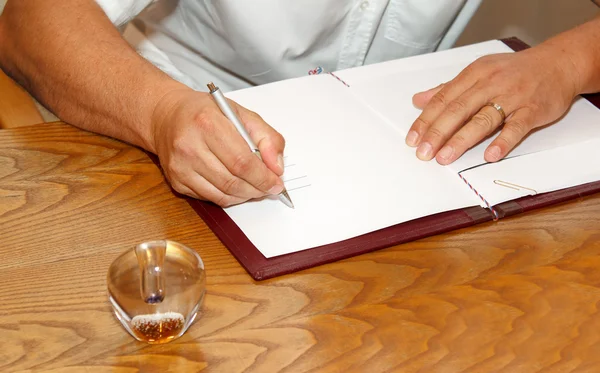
[360,1,369,10]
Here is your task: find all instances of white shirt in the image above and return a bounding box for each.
[96,0,469,91]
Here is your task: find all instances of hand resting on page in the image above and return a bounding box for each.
[405,15,600,165]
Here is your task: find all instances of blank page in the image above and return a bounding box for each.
[343,40,600,174]
[223,74,480,258]
[461,138,600,206]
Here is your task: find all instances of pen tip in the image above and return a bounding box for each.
[279,189,295,209]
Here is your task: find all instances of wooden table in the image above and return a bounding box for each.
[1,122,600,373]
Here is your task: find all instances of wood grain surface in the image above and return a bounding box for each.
[0,69,44,129]
[1,122,600,373]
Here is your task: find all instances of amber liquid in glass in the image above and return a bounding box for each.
[130,312,185,344]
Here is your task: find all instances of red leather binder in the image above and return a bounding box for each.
[185,38,600,280]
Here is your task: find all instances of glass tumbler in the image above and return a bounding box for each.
[107,240,206,344]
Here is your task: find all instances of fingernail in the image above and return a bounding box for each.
[416,142,433,160]
[277,154,284,173]
[486,145,502,162]
[268,184,283,195]
[406,130,419,146]
[437,145,454,162]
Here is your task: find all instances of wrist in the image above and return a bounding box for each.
[539,17,600,96]
[535,42,583,100]
[147,84,195,154]
[142,82,192,154]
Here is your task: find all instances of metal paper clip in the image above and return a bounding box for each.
[493,180,537,194]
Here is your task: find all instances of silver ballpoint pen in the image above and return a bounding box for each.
[207,82,294,209]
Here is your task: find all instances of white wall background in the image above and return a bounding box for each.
[457,0,598,46]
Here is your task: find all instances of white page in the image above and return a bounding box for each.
[341,40,600,172]
[223,75,481,258]
[336,40,513,85]
[460,138,600,207]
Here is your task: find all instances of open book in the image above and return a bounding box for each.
[187,39,600,279]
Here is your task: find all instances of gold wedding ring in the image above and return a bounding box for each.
[485,102,506,123]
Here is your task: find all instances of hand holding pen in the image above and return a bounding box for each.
[208,83,294,208]
[150,86,289,207]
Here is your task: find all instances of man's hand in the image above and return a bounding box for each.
[0,1,287,207]
[151,89,286,206]
[405,44,580,165]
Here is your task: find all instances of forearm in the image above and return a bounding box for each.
[539,14,600,96]
[0,0,188,153]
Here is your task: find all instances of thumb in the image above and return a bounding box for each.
[412,83,445,109]
[235,104,286,176]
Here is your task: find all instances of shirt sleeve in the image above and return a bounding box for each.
[122,23,200,90]
[94,0,156,28]
[93,0,198,90]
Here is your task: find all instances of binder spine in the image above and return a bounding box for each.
[308,66,350,87]
[458,173,499,221]
[327,71,350,87]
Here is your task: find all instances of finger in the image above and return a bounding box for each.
[161,160,201,199]
[165,134,267,199]
[182,173,248,207]
[406,77,476,148]
[436,102,508,165]
[192,146,267,200]
[412,83,445,109]
[204,111,284,195]
[236,103,286,176]
[169,182,200,199]
[485,108,535,162]
[416,84,495,161]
